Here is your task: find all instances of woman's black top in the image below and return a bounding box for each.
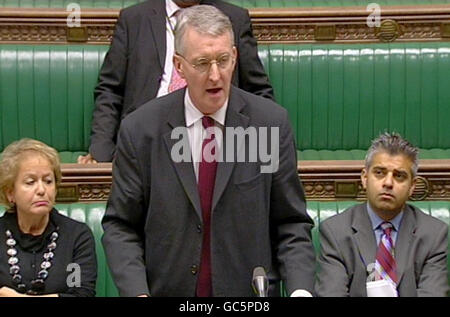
[0,208,97,297]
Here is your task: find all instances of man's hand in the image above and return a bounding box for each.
[77,153,98,164]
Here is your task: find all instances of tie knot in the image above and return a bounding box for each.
[381,222,393,235]
[202,116,215,129]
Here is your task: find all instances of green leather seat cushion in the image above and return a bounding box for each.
[1,200,448,296]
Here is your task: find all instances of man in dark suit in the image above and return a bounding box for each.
[79,0,274,163]
[315,133,449,297]
[102,5,315,297]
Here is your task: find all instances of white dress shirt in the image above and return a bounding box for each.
[184,89,227,181]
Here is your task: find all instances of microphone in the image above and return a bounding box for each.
[252,266,268,297]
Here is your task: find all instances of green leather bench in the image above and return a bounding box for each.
[257,42,450,160]
[1,201,448,296]
[1,42,450,162]
[2,0,449,8]
[0,44,105,162]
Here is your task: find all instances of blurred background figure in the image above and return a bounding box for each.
[78,0,273,164]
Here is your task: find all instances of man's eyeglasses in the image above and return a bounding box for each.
[176,53,234,73]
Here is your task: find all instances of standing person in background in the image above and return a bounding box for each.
[78,0,274,164]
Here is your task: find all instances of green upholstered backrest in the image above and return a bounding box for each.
[227,0,450,7]
[1,42,450,161]
[0,44,109,157]
[1,0,449,8]
[1,200,448,296]
[0,0,146,8]
[258,42,450,154]
[0,203,119,297]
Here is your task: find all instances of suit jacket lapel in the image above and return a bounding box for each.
[212,87,249,212]
[351,204,377,273]
[163,90,202,220]
[395,205,417,286]
[148,0,167,70]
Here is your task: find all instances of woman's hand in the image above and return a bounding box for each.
[0,286,58,297]
[0,286,25,297]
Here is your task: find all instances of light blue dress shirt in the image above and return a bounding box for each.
[366,203,404,246]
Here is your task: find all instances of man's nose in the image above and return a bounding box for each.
[208,62,220,82]
[383,173,394,188]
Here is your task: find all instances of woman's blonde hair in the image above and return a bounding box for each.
[0,138,61,208]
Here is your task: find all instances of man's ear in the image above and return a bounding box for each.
[173,55,185,79]
[361,168,368,189]
[231,46,237,68]
[409,176,417,197]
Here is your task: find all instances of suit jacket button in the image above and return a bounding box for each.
[197,224,202,233]
[191,265,198,275]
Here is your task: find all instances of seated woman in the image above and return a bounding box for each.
[0,139,97,297]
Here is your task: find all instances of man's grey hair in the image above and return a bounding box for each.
[365,132,419,177]
[174,5,234,55]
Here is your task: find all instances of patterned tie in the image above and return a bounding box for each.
[374,222,398,289]
[167,9,186,93]
[196,116,218,297]
[168,65,187,93]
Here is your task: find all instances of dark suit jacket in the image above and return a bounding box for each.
[101,86,315,297]
[90,0,274,162]
[315,203,449,297]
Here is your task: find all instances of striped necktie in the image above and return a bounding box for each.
[167,9,186,93]
[168,66,187,93]
[374,222,398,289]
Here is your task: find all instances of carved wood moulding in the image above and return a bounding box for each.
[0,5,449,44]
[298,159,450,201]
[0,8,117,43]
[55,160,450,202]
[251,5,450,43]
[57,163,112,202]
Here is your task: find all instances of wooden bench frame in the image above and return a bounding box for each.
[0,5,449,44]
[57,160,450,202]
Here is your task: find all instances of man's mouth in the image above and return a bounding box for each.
[380,193,394,200]
[206,88,222,95]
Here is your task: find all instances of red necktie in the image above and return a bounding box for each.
[196,116,218,297]
[374,222,398,288]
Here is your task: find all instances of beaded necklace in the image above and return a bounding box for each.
[5,229,59,295]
